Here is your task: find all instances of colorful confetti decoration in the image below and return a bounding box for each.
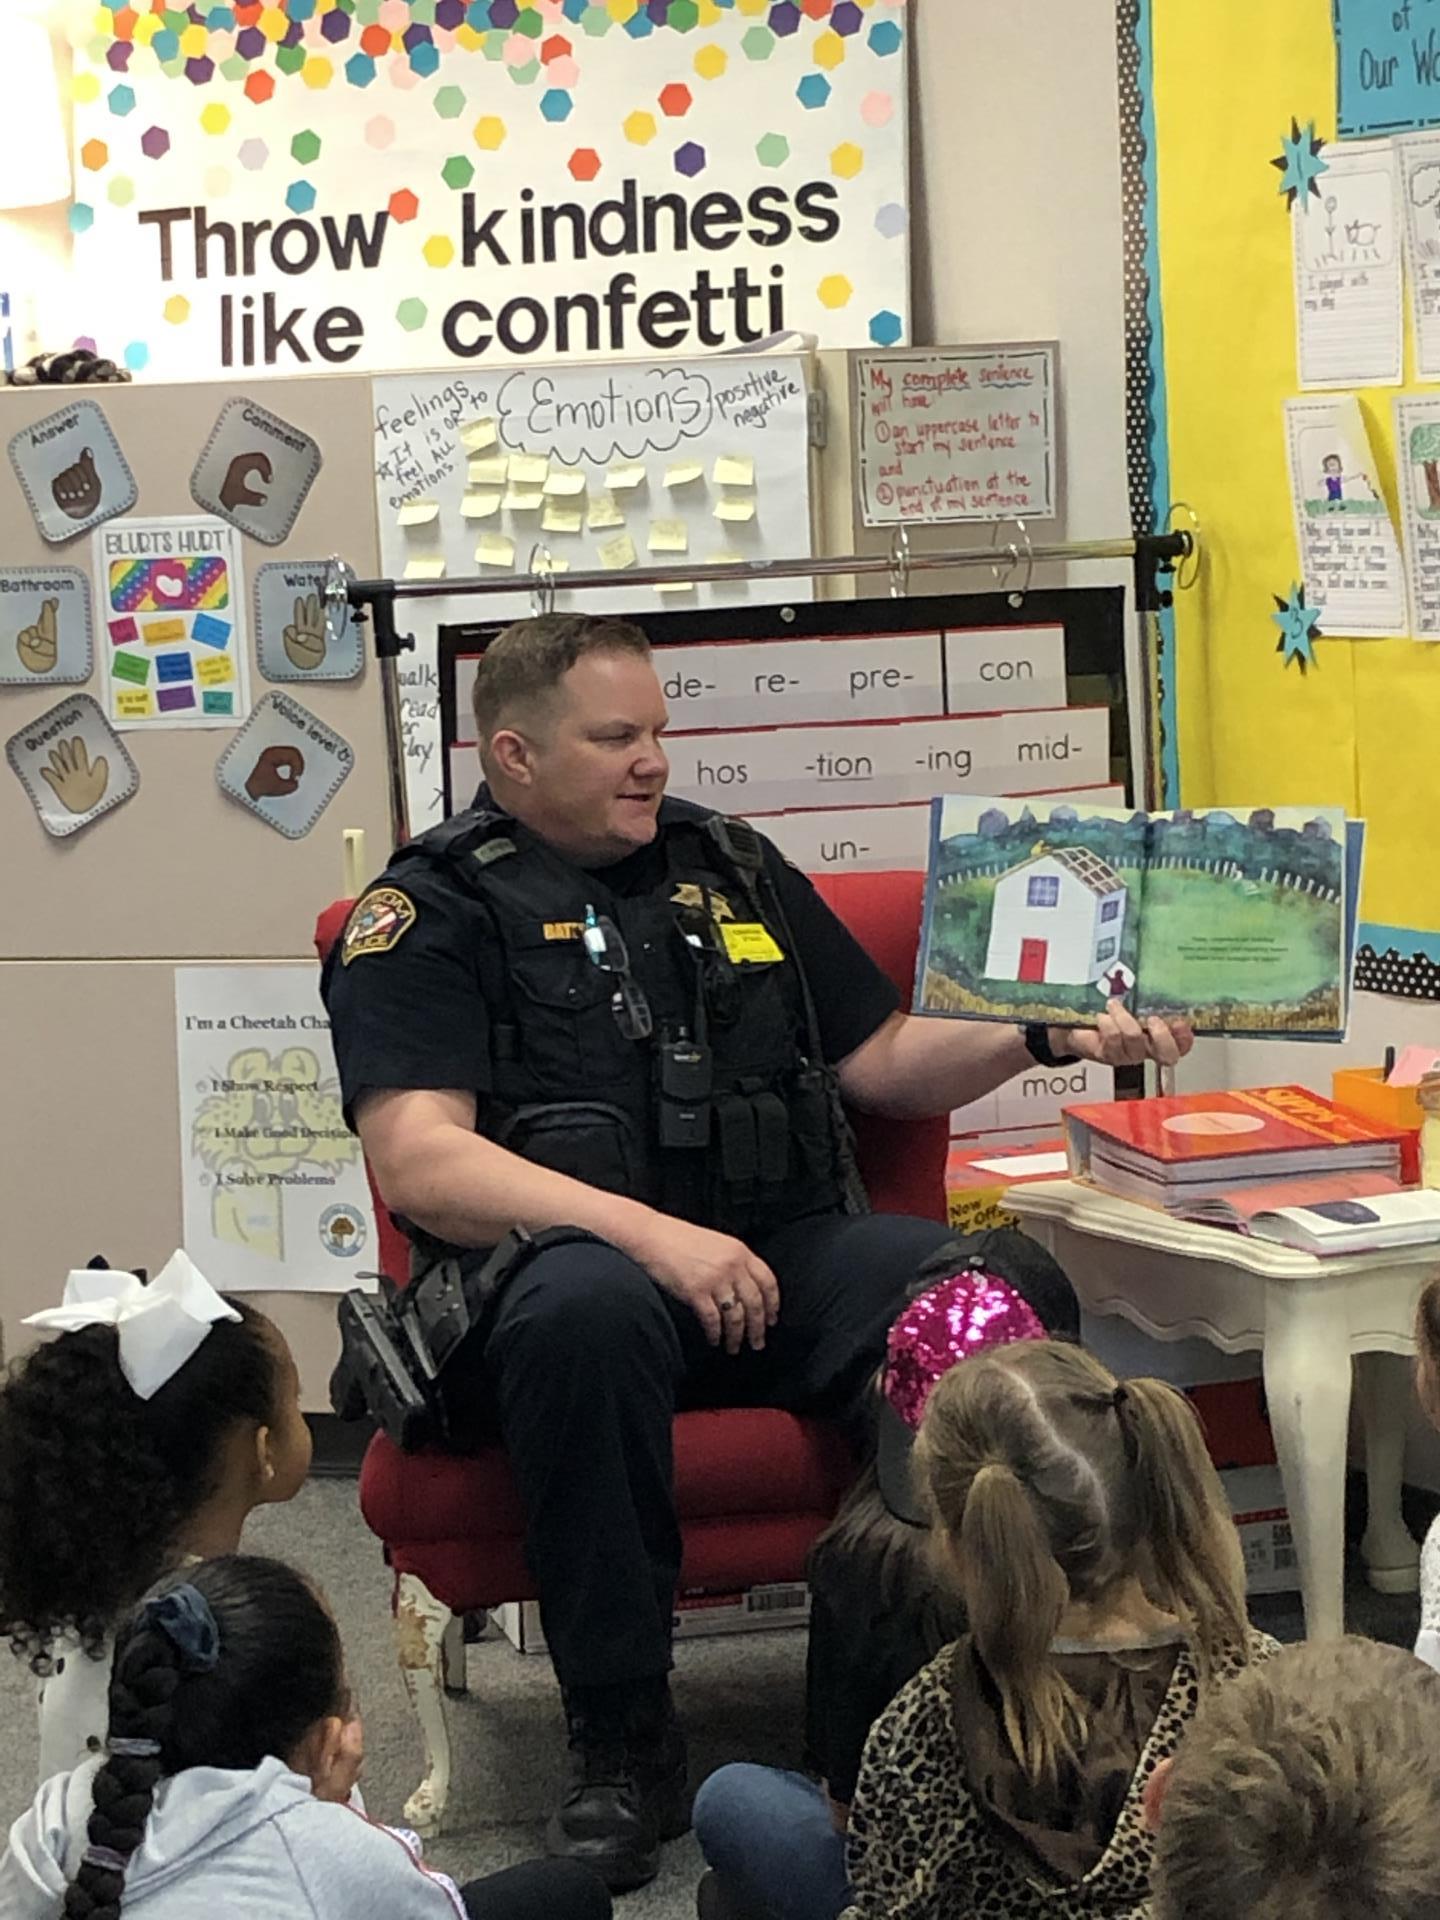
[1272,117,1328,211]
[1272,582,1324,671]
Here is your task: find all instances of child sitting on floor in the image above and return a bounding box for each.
[0,1252,311,1783]
[695,1245,1078,1920]
[840,1340,1276,1920]
[0,1554,609,1920]
[1147,1636,1440,1919]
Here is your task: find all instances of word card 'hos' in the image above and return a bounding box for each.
[215,690,353,838]
[8,401,138,545]
[0,568,94,685]
[191,398,322,546]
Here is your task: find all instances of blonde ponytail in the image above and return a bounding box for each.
[1116,1377,1249,1675]
[958,1460,1079,1783]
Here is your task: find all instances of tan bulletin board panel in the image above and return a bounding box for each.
[0,374,391,961]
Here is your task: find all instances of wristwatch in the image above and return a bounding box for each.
[1022,1023,1079,1068]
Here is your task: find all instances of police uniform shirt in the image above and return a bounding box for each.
[323,819,898,1133]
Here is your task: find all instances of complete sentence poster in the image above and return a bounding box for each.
[70,0,910,381]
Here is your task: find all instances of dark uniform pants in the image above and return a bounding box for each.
[481,1211,955,1690]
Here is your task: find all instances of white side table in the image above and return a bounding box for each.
[1007,1179,1434,1640]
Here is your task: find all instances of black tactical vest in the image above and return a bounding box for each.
[393,796,867,1241]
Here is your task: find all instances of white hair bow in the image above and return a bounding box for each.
[23,1250,241,1400]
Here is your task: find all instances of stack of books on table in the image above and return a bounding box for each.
[1063,1085,1440,1253]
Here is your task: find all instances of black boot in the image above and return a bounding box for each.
[545,1680,688,1893]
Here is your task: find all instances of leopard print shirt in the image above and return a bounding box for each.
[841,1626,1278,1920]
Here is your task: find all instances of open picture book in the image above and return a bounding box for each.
[914,797,1365,1037]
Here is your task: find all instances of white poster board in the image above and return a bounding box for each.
[176,965,373,1294]
[67,4,910,381]
[375,354,815,828]
[852,343,1059,528]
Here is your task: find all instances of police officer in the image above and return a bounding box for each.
[322,614,1192,1892]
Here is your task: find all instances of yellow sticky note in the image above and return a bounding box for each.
[476,533,516,568]
[403,556,447,580]
[722,922,785,965]
[713,454,755,489]
[543,468,587,496]
[649,519,689,554]
[461,490,503,520]
[654,579,697,596]
[542,503,584,534]
[397,499,440,528]
[143,618,186,645]
[706,551,745,566]
[664,459,704,487]
[116,687,153,718]
[468,453,509,486]
[503,487,544,511]
[607,461,647,490]
[536,556,570,574]
[196,653,234,686]
[715,495,757,523]
[598,533,638,571]
[588,491,626,530]
[508,452,550,485]
[460,416,498,452]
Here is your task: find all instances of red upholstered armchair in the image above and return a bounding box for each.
[314,869,947,1835]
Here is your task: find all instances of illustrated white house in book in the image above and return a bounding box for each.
[984,847,1130,987]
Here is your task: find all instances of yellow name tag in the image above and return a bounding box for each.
[544,922,583,942]
[721,922,785,965]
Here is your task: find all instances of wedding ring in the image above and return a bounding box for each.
[719,1298,740,1314]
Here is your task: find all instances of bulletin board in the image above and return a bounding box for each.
[1143,2,1440,998]
[0,374,391,1387]
[373,351,816,830]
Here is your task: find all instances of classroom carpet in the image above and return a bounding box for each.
[0,1474,1427,1920]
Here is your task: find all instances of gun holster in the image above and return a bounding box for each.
[330,1225,604,1453]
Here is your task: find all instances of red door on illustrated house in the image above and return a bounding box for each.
[1019,938,1048,983]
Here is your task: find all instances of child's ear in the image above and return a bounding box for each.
[289,1714,346,1788]
[1142,1756,1175,1832]
[253,1423,277,1489]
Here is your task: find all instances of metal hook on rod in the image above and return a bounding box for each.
[888,525,911,599]
[528,543,559,617]
[989,517,1035,608]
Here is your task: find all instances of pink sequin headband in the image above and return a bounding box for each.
[877,1270,1047,1526]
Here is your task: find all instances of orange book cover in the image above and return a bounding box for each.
[1065,1085,1407,1166]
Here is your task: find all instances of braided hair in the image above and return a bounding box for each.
[0,1300,281,1668]
[65,1556,345,1920]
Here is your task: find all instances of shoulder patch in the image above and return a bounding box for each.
[341,887,418,965]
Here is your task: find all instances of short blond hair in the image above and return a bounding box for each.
[471,613,650,741]
[1152,1636,1440,1920]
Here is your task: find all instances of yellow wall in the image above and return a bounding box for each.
[1156,3,1440,937]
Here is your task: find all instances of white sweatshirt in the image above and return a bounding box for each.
[1,1754,465,1920]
